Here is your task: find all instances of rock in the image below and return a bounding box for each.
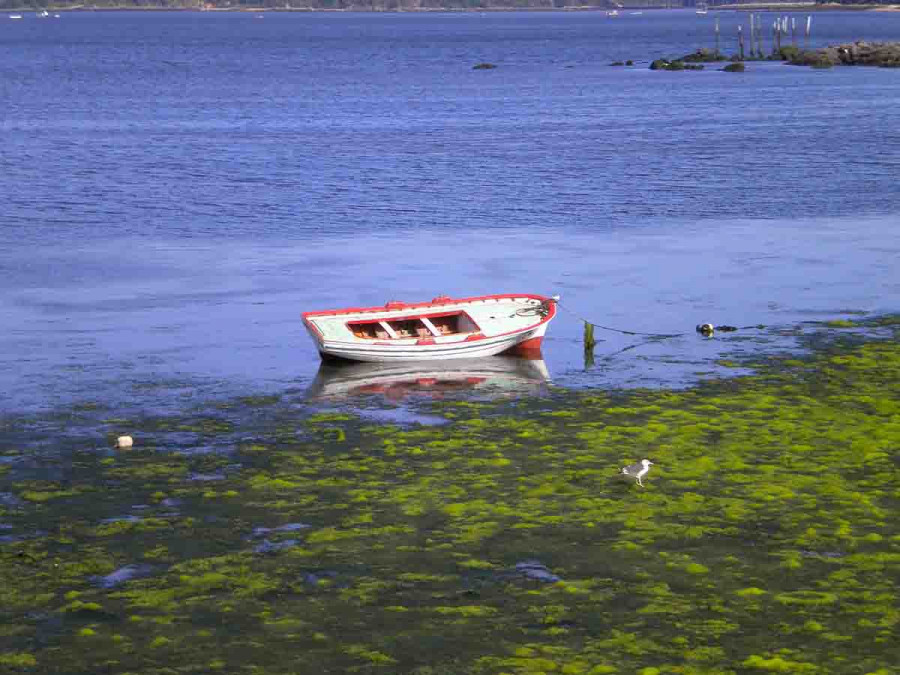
[722,63,745,73]
[91,564,155,589]
[253,539,299,554]
[115,435,133,449]
[680,48,726,63]
[789,41,900,68]
[515,560,561,583]
[649,59,702,72]
[472,62,496,70]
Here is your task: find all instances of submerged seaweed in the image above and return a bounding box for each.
[0,319,898,673]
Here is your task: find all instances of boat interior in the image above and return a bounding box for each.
[348,311,479,340]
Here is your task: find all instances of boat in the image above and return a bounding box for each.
[606,10,619,17]
[307,356,551,402]
[696,2,708,15]
[9,13,23,19]
[36,10,49,17]
[302,293,558,363]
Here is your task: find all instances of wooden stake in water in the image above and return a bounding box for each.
[739,25,744,61]
[806,15,812,49]
[715,16,720,56]
[583,321,596,369]
[583,321,596,352]
[757,14,763,56]
[792,17,796,46]
[748,14,754,58]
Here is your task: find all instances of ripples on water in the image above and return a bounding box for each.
[1,10,899,411]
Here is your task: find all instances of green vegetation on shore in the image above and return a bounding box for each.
[1,317,898,673]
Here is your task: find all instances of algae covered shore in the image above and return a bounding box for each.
[1,319,898,674]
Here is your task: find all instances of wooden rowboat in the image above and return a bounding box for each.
[302,293,557,363]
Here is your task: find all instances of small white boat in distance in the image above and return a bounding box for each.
[696,2,708,15]
[303,293,558,363]
[9,13,23,19]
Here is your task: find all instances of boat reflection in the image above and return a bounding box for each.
[307,356,551,403]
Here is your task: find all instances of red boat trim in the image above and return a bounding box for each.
[315,303,555,349]
[301,293,552,319]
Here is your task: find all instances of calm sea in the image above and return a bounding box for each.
[1,9,899,412]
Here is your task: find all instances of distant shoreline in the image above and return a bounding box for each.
[5,4,900,12]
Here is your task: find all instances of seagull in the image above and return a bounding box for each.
[621,459,654,487]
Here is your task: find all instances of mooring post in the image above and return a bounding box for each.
[757,14,763,56]
[750,12,753,59]
[583,321,596,353]
[739,25,744,61]
[791,17,796,46]
[805,15,811,49]
[583,321,596,369]
[715,16,720,56]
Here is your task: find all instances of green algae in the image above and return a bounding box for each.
[1,320,899,673]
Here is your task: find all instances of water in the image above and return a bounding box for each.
[2,10,899,412]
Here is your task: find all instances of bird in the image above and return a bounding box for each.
[621,459,654,487]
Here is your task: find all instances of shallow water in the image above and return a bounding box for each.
[0,321,897,673]
[2,10,900,412]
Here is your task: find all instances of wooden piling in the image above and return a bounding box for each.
[583,321,596,369]
[583,321,596,353]
[757,13,763,56]
[805,15,811,49]
[739,25,744,61]
[715,16,720,56]
[748,14,754,58]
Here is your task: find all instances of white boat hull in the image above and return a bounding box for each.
[303,294,556,364]
[317,323,548,363]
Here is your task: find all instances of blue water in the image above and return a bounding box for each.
[1,10,899,412]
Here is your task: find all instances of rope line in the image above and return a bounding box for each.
[557,302,687,339]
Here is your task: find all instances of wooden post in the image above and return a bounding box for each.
[757,14,763,56]
[739,25,744,61]
[791,17,796,46]
[805,15,811,49]
[715,16,720,56]
[750,12,754,59]
[754,14,761,58]
[583,321,596,369]
[583,321,596,353]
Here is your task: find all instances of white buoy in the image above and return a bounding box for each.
[115,435,134,449]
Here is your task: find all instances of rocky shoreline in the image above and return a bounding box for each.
[649,41,900,70]
[791,40,900,67]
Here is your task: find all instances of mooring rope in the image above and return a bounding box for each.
[517,297,764,340]
[557,302,687,339]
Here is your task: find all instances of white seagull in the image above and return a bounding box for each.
[621,459,654,487]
